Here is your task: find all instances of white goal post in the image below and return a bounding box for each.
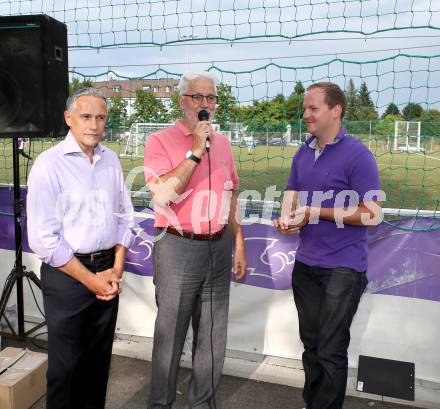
[120,122,222,158]
[393,121,423,152]
[120,123,173,158]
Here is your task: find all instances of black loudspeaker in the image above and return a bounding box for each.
[357,355,415,401]
[0,14,69,137]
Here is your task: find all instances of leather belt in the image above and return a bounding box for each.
[74,247,115,263]
[160,226,225,241]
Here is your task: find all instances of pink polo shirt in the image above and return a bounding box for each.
[144,120,239,234]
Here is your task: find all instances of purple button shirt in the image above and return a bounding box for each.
[286,128,381,272]
[26,131,135,267]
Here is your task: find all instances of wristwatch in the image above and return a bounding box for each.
[185,150,201,164]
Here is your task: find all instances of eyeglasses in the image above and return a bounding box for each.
[182,94,218,104]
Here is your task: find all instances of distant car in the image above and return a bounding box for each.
[270,138,284,146]
[232,139,258,147]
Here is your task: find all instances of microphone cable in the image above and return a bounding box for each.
[206,147,218,409]
[197,108,217,408]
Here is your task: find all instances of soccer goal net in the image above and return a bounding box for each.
[120,123,173,158]
[120,122,223,157]
[393,121,423,152]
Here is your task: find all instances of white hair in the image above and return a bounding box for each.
[178,71,218,95]
[66,87,108,112]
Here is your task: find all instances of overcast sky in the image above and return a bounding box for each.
[2,0,439,111]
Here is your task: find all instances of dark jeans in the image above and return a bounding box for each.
[41,250,118,409]
[292,260,368,409]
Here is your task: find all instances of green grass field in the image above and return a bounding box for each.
[1,138,439,211]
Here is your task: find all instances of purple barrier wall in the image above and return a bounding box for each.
[1,188,439,301]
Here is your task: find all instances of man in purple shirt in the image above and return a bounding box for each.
[27,88,134,409]
[274,82,383,409]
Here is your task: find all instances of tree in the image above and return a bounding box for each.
[235,104,253,127]
[402,103,424,120]
[285,92,304,122]
[294,81,305,95]
[167,90,181,121]
[69,77,93,94]
[359,82,375,109]
[377,114,403,136]
[215,83,238,127]
[272,93,285,105]
[421,108,440,136]
[240,98,287,132]
[382,103,400,118]
[132,89,168,123]
[358,81,377,119]
[268,94,288,130]
[107,93,127,130]
[421,108,440,121]
[357,106,378,121]
[345,79,359,121]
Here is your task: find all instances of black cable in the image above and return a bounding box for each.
[206,149,217,409]
[0,140,24,333]
[25,274,47,349]
[26,275,45,319]
[1,139,46,339]
[24,138,32,178]
[1,270,15,293]
[0,271,16,328]
[31,331,48,351]
[1,141,24,327]
[21,139,46,323]
[22,140,46,322]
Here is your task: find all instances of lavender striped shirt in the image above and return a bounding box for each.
[27,131,135,267]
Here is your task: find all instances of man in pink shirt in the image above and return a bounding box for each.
[144,71,247,409]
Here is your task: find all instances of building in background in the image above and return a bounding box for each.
[95,78,179,117]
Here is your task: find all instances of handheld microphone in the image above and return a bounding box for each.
[198,110,210,152]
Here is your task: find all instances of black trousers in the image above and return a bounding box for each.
[41,252,118,409]
[18,149,32,160]
[292,260,368,409]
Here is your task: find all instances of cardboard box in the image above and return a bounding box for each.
[0,347,48,409]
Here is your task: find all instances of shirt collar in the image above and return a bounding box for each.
[307,127,346,149]
[175,119,193,137]
[62,131,105,156]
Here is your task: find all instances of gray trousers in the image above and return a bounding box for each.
[148,228,232,409]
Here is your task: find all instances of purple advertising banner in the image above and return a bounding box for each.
[1,188,439,301]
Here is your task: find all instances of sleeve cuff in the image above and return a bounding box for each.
[48,239,75,268]
[118,227,136,249]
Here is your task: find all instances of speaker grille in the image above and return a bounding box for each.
[0,15,69,137]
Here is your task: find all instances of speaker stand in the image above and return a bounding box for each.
[0,138,46,340]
